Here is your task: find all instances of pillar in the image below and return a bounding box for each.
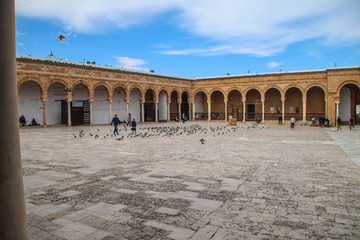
[108,100,112,124]
[141,101,145,123]
[167,102,170,121]
[192,102,196,120]
[282,100,285,124]
[335,101,340,118]
[208,102,211,121]
[67,99,71,127]
[224,101,228,121]
[155,102,158,122]
[303,99,307,123]
[324,99,328,119]
[0,0,29,238]
[242,100,246,122]
[42,98,47,127]
[188,102,191,120]
[178,102,181,119]
[126,101,129,119]
[89,99,93,126]
[261,100,265,122]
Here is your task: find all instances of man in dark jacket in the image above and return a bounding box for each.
[111,114,121,135]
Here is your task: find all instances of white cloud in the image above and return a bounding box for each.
[267,62,281,69]
[15,0,360,56]
[114,56,148,71]
[17,42,25,46]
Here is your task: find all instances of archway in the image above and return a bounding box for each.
[339,84,360,124]
[129,87,141,122]
[227,90,243,120]
[71,84,89,125]
[285,87,302,121]
[113,86,127,122]
[181,92,189,120]
[210,91,225,120]
[306,86,325,121]
[245,89,261,121]
[47,82,66,125]
[144,89,155,122]
[158,90,168,121]
[264,88,281,121]
[170,91,179,121]
[93,85,109,124]
[18,81,43,125]
[194,91,208,120]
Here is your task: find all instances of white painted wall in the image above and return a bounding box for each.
[47,82,66,125]
[112,87,127,122]
[158,91,167,121]
[195,93,203,113]
[93,86,109,124]
[18,81,43,125]
[72,84,88,105]
[339,87,351,121]
[129,89,140,122]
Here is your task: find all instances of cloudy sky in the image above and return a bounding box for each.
[15,0,360,78]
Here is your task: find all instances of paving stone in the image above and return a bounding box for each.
[145,220,194,240]
[155,207,180,216]
[190,224,218,240]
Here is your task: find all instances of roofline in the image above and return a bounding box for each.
[16,55,359,81]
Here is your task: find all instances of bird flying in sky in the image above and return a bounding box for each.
[56,35,67,41]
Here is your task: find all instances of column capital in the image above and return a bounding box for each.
[41,98,47,102]
[261,99,265,103]
[335,101,340,104]
[302,98,307,103]
[88,98,94,103]
[108,100,113,103]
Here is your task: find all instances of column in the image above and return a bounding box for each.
[167,102,170,121]
[141,101,145,123]
[282,100,285,124]
[303,99,307,124]
[108,100,112,124]
[126,101,129,119]
[188,102,191,120]
[335,101,340,118]
[324,99,328,119]
[224,101,228,121]
[42,98,47,127]
[155,102,158,122]
[67,99,71,127]
[208,102,211,121]
[192,102,196,120]
[0,0,29,238]
[178,102,181,119]
[242,100,246,122]
[261,100,265,122]
[89,99,93,126]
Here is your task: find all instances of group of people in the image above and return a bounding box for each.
[111,113,136,135]
[19,115,40,126]
[336,116,355,131]
[174,113,188,123]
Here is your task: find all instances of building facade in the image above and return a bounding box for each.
[17,55,360,127]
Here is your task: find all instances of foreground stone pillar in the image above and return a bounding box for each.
[224,101,228,121]
[0,0,29,239]
[66,99,72,127]
[261,100,265,122]
[155,102,158,122]
[89,99,93,126]
[335,101,340,118]
[42,98,47,127]
[126,101,129,119]
[167,102,170,121]
[242,100,246,122]
[303,99,307,124]
[141,101,145,123]
[178,102,181,120]
[192,102,195,120]
[208,102,211,121]
[108,100,112,124]
[282,100,285,124]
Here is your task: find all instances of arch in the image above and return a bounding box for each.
[45,78,68,91]
[169,91,180,120]
[284,85,304,98]
[339,83,360,124]
[194,90,209,120]
[157,87,170,101]
[227,89,243,121]
[263,85,284,99]
[244,86,263,100]
[209,88,226,100]
[92,84,111,124]
[144,88,156,122]
[284,87,303,121]
[225,87,243,99]
[210,90,225,120]
[92,82,111,98]
[304,84,327,98]
[18,77,45,98]
[264,87,282,121]
[306,86,326,121]
[18,80,43,125]
[193,89,209,101]
[46,82,67,125]
[335,80,360,97]
[245,88,262,121]
[158,90,168,121]
[72,80,91,97]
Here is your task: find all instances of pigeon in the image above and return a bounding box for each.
[200,138,205,144]
[56,35,67,41]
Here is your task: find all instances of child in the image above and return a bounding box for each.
[131,118,136,134]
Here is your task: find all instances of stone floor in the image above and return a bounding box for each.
[20,121,360,240]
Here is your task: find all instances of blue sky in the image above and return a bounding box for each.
[15,0,360,78]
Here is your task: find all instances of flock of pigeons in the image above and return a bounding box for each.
[72,123,270,144]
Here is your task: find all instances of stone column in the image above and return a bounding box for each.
[324,99,328,119]
[224,101,228,121]
[188,102,191,120]
[192,102,196,120]
[335,101,340,118]
[282,100,285,124]
[141,101,145,123]
[108,100,112,124]
[42,98,47,127]
[261,100,265,122]
[208,102,211,121]
[126,101,129,119]
[67,99,72,127]
[0,0,29,238]
[167,102,170,121]
[155,102,158,122]
[303,99,307,124]
[89,99,93,126]
[242,100,246,122]
[178,102,181,120]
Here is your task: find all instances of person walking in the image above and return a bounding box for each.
[290,117,296,129]
[126,113,131,126]
[111,114,121,136]
[349,117,355,130]
[337,116,342,130]
[131,118,136,134]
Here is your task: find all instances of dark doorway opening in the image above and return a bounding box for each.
[247,104,255,120]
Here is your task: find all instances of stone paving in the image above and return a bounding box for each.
[20,122,360,239]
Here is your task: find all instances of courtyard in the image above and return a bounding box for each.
[21,122,360,240]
